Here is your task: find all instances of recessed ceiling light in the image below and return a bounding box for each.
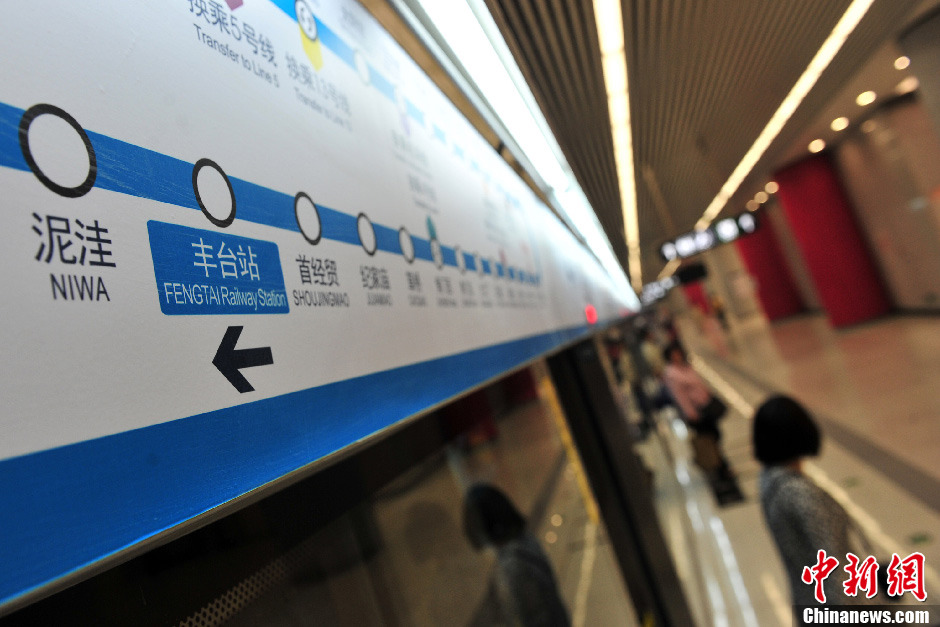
[896,76,919,94]
[861,119,878,133]
[746,199,760,211]
[894,56,910,70]
[856,90,877,106]
[765,181,779,194]
[831,116,849,131]
[755,191,769,203]
[809,139,826,153]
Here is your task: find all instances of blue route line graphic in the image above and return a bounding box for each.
[1,100,541,285]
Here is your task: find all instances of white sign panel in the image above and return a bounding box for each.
[0,0,636,608]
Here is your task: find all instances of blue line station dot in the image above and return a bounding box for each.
[294,192,322,245]
[430,239,443,269]
[399,227,415,263]
[18,103,97,198]
[357,213,377,255]
[192,158,236,228]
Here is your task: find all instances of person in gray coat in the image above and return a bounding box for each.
[753,396,857,608]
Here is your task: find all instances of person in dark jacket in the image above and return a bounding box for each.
[464,483,570,627]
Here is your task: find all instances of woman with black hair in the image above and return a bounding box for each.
[464,484,570,627]
[753,395,857,607]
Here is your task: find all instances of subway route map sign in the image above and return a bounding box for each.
[0,0,637,610]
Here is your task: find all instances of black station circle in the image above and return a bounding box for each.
[193,158,236,228]
[294,191,322,245]
[399,227,415,263]
[18,104,97,198]
[358,212,376,256]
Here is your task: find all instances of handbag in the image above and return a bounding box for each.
[698,395,727,423]
[690,432,723,471]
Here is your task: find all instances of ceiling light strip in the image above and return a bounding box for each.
[658,258,681,281]
[691,0,876,233]
[594,0,643,292]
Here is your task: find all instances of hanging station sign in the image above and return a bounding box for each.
[659,211,759,262]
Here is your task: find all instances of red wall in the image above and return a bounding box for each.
[774,154,890,327]
[682,281,711,314]
[734,214,805,321]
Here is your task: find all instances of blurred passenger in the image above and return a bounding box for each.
[464,483,570,627]
[637,327,675,413]
[657,309,682,349]
[603,328,628,384]
[753,396,856,607]
[616,330,652,438]
[639,328,665,380]
[710,293,729,332]
[661,342,731,478]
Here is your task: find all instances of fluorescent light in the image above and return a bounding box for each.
[856,90,877,106]
[831,116,849,131]
[603,54,628,94]
[594,0,643,292]
[691,0,877,234]
[809,139,826,153]
[894,56,910,70]
[658,258,681,280]
[609,93,628,126]
[594,1,624,52]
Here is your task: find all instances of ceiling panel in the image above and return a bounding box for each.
[483,0,925,283]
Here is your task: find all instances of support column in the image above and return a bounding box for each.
[774,154,891,327]
[733,211,806,321]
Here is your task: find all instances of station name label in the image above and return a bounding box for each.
[148,221,288,315]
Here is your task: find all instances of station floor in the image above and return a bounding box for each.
[642,312,940,626]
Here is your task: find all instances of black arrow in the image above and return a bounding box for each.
[212,326,273,393]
